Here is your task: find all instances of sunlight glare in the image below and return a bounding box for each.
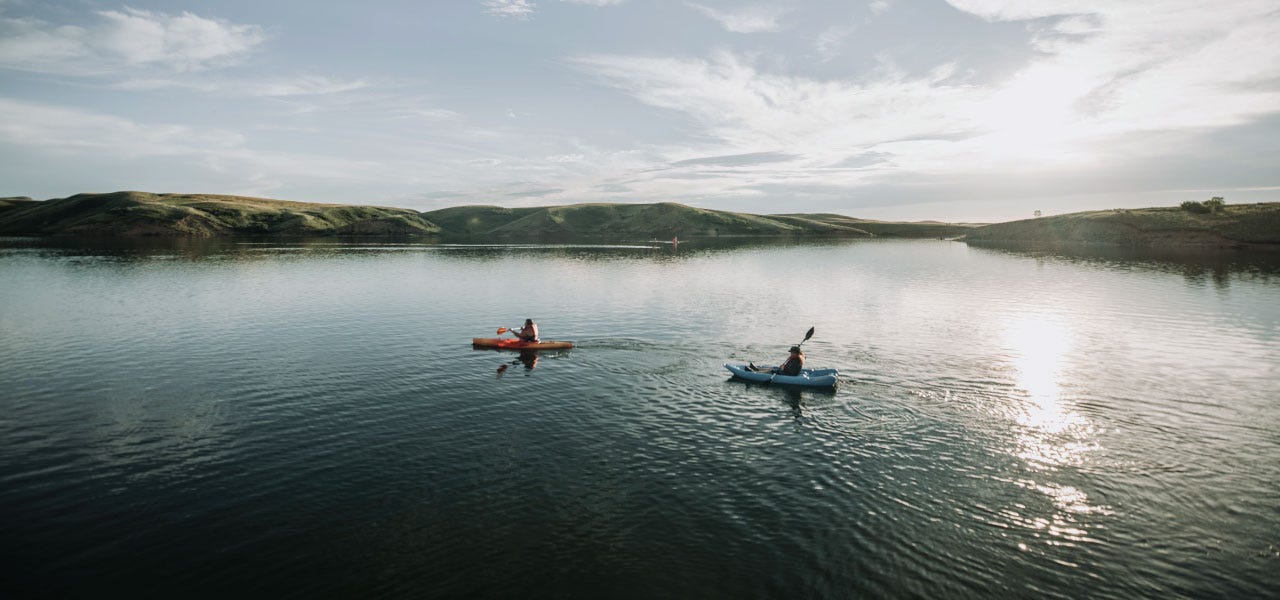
[1004,316,1073,433]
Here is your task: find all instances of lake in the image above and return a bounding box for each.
[2,236,1278,598]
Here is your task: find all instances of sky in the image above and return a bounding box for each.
[1,0,1278,222]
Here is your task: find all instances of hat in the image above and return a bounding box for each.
[789,346,802,353]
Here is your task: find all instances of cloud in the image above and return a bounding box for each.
[670,151,799,167]
[0,8,264,75]
[687,3,790,33]
[573,0,1280,200]
[561,0,624,5]
[113,75,371,97]
[947,1,1280,134]
[0,97,400,192]
[403,107,463,121]
[869,0,895,16]
[507,187,564,197]
[0,96,243,156]
[483,0,536,19]
[546,153,586,163]
[573,50,982,166]
[813,25,852,63]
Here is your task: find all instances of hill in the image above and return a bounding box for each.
[963,203,1280,247]
[0,191,441,237]
[422,202,811,238]
[768,213,974,239]
[0,196,36,216]
[421,202,959,238]
[0,191,973,239]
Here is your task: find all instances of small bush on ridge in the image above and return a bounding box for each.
[1181,200,1210,214]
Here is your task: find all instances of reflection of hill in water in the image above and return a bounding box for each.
[967,240,1280,288]
[7,236,1279,290]
[0,234,908,263]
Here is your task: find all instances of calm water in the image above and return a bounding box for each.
[2,237,1278,598]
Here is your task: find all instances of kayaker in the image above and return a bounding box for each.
[750,346,804,375]
[777,346,805,375]
[514,318,539,343]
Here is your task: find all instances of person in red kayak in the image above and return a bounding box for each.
[513,318,539,343]
[749,346,804,375]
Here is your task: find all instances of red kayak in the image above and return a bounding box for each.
[471,337,574,350]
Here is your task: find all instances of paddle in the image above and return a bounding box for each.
[496,326,520,335]
[769,326,815,383]
[797,326,815,349]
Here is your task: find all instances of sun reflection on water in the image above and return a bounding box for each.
[999,315,1111,542]
[1002,316,1091,461]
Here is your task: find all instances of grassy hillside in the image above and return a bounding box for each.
[416,205,535,236]
[0,196,36,216]
[0,191,976,239]
[424,202,971,239]
[0,191,440,237]
[424,202,822,238]
[768,213,974,238]
[964,203,1280,247]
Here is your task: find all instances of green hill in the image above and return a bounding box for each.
[0,196,36,216]
[768,213,974,238]
[422,202,801,238]
[0,191,441,237]
[424,202,970,239]
[0,191,973,239]
[963,203,1280,247]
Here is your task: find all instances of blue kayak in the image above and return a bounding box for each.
[724,363,839,388]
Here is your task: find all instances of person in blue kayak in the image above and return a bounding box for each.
[749,345,804,375]
[514,318,539,343]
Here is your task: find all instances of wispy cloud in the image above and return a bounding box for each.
[507,187,564,197]
[113,75,371,97]
[0,8,264,75]
[948,1,1280,136]
[483,0,536,20]
[0,96,244,156]
[402,107,463,121]
[670,151,799,167]
[813,25,852,63]
[870,0,895,17]
[687,3,790,33]
[573,0,1280,199]
[0,96,406,194]
[573,50,981,167]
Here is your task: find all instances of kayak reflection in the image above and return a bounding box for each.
[496,350,539,378]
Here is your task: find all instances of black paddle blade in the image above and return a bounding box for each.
[802,326,815,344]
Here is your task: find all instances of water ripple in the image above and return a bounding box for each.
[1,239,1278,597]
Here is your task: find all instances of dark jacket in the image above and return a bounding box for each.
[778,353,804,376]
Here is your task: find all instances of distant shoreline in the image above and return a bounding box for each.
[0,191,970,240]
[962,204,1280,248]
[1,191,1277,247]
